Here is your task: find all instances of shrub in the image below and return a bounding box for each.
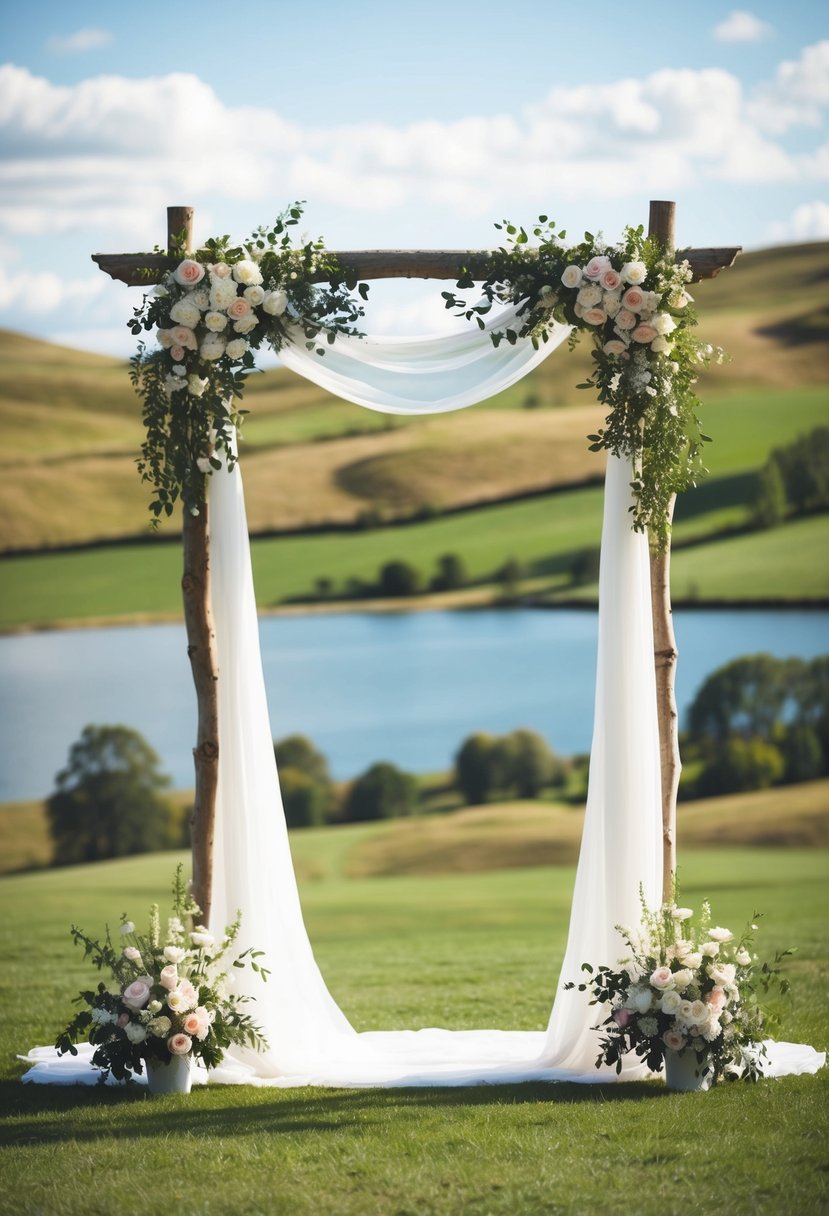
[343,762,418,822]
[279,767,328,829]
[378,560,421,597]
[47,724,173,866]
[455,732,497,804]
[430,553,467,593]
[694,737,785,797]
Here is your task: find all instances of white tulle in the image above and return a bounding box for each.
[20,317,824,1089]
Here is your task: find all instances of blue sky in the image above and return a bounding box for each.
[1,0,827,355]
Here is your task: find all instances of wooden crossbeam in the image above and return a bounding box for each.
[92,245,740,287]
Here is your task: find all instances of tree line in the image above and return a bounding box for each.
[44,650,828,865]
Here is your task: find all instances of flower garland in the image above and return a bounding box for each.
[442,218,724,549]
[565,894,791,1084]
[129,203,367,523]
[55,866,268,1082]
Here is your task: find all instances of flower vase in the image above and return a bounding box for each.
[664,1049,713,1092]
[145,1055,192,1095]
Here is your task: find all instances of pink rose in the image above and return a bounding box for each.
[168,1033,193,1056]
[600,269,622,291]
[173,259,205,288]
[227,296,252,320]
[583,255,612,280]
[159,964,179,991]
[122,978,152,1011]
[182,1012,202,1036]
[632,324,658,343]
[603,339,628,356]
[582,307,607,326]
[209,262,232,280]
[170,325,197,351]
[649,966,674,990]
[615,309,636,330]
[622,287,645,312]
[663,1029,686,1051]
[176,979,198,1011]
[170,345,185,361]
[612,1007,632,1028]
[117,1012,130,1028]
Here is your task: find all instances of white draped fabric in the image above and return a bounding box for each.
[21,316,824,1089]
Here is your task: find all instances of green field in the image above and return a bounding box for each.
[1,846,826,1215]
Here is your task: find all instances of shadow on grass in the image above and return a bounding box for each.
[0,1077,666,1146]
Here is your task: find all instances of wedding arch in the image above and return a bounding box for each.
[20,195,805,1093]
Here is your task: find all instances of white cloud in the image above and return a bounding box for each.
[767,201,829,242]
[0,264,105,314]
[712,11,773,43]
[750,40,829,133]
[47,28,113,55]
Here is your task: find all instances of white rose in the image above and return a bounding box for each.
[560,265,583,289]
[603,295,622,319]
[710,962,737,987]
[262,289,288,316]
[576,284,602,308]
[169,297,201,328]
[209,279,238,310]
[125,1021,147,1044]
[708,927,734,943]
[170,325,198,351]
[681,951,702,969]
[204,311,228,332]
[200,334,226,362]
[232,314,259,335]
[190,286,210,311]
[155,329,174,350]
[147,1000,162,1015]
[651,313,677,337]
[166,989,188,1013]
[232,259,263,286]
[120,921,136,936]
[671,907,693,921]
[123,947,142,962]
[172,364,186,377]
[163,946,186,964]
[701,942,720,957]
[190,928,214,948]
[244,285,266,306]
[226,338,249,359]
[209,262,233,280]
[621,260,647,285]
[188,375,209,398]
[660,988,682,1014]
[735,949,751,966]
[627,987,653,1014]
[650,336,672,354]
[671,968,694,990]
[165,375,187,394]
[172,259,205,288]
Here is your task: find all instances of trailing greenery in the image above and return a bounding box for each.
[444,219,724,549]
[129,203,367,523]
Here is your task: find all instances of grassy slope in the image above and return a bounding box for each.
[4,780,827,878]
[0,847,827,1215]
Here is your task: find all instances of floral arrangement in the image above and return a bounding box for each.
[443,218,725,549]
[55,866,268,1083]
[565,894,791,1085]
[129,202,367,523]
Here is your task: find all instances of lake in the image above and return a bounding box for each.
[1,608,827,802]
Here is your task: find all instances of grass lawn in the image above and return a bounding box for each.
[0,846,826,1215]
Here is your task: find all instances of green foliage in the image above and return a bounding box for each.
[454,728,565,805]
[430,551,467,592]
[695,737,786,797]
[755,426,829,526]
[46,725,173,865]
[688,654,799,742]
[443,219,723,550]
[274,734,334,828]
[377,559,421,597]
[343,762,418,822]
[129,202,367,523]
[780,724,825,785]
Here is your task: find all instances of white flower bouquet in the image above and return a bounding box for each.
[566,893,791,1085]
[56,866,268,1083]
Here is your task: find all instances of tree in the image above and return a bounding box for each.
[753,460,787,529]
[274,734,334,826]
[378,560,421,597]
[343,762,418,822]
[430,552,467,592]
[780,724,824,785]
[496,557,523,602]
[695,737,785,798]
[687,654,802,744]
[455,732,497,804]
[279,767,328,829]
[503,728,567,798]
[47,725,172,866]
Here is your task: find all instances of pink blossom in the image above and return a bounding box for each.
[583,255,612,280]
[600,269,622,291]
[615,309,637,330]
[632,324,658,344]
[582,307,607,326]
[173,259,205,288]
[168,1033,193,1056]
[649,966,674,990]
[612,1007,632,1028]
[622,287,645,312]
[170,345,186,361]
[159,964,179,991]
[705,986,727,1012]
[117,1013,130,1028]
[227,297,252,320]
[122,979,152,1011]
[662,1029,686,1051]
[170,325,197,351]
[603,339,628,356]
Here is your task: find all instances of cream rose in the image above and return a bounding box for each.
[169,297,201,328]
[582,307,607,326]
[701,941,720,958]
[560,265,583,290]
[200,334,226,362]
[621,260,647,285]
[576,284,602,308]
[671,968,694,990]
[603,295,622,319]
[226,337,249,359]
[262,288,288,316]
[662,1029,686,1051]
[614,309,636,330]
[170,325,197,351]
[651,313,677,337]
[168,1033,193,1056]
[209,279,238,311]
[650,335,672,353]
[209,262,233,280]
[708,927,734,943]
[649,966,674,990]
[584,255,612,281]
[125,1021,147,1044]
[123,946,142,962]
[204,311,229,332]
[232,259,263,287]
[735,949,751,966]
[155,329,174,350]
[173,259,205,288]
[660,989,682,1014]
[188,375,208,398]
[163,946,186,964]
[244,285,266,306]
[603,339,627,356]
[191,927,214,948]
[232,314,259,335]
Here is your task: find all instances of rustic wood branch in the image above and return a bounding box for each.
[92,244,740,287]
[647,201,681,906]
[166,206,220,928]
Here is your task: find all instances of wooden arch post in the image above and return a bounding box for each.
[94,201,739,926]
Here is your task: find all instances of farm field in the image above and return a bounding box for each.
[0,845,826,1215]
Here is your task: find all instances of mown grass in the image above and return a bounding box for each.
[0,847,826,1215]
